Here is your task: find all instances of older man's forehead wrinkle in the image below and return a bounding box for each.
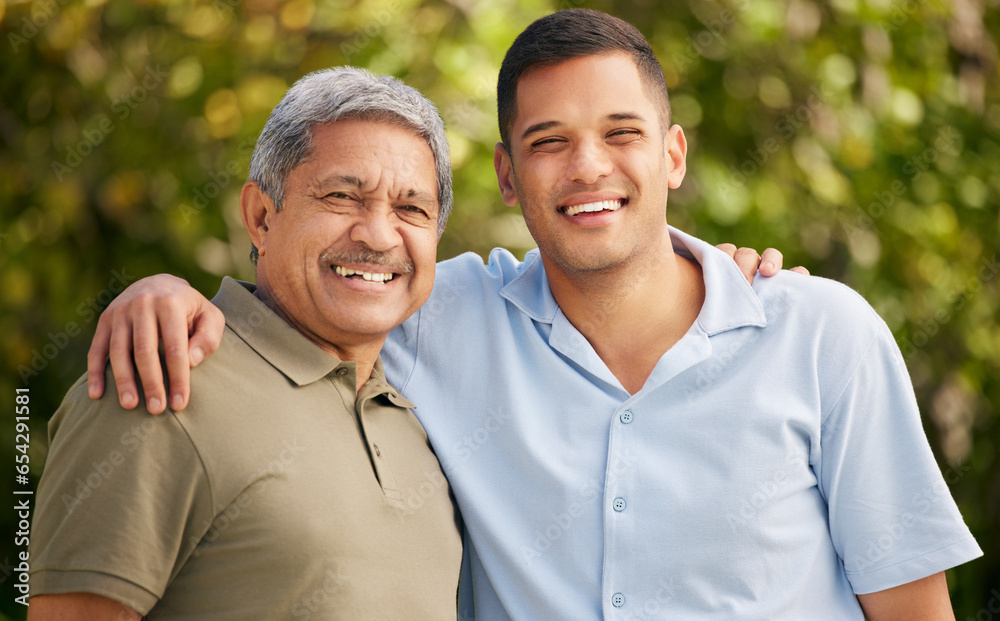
[306,170,436,207]
[373,165,437,205]
[305,174,365,193]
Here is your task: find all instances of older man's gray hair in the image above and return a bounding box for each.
[248,66,452,263]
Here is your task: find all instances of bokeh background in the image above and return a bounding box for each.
[1,0,997,617]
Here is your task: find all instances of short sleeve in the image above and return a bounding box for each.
[816,321,982,594]
[30,376,215,614]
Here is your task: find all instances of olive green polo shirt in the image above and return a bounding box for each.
[30,276,462,619]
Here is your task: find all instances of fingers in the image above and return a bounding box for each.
[87,273,214,414]
[188,304,226,369]
[161,296,226,412]
[752,248,811,277]
[759,248,784,277]
[158,297,193,412]
[719,243,810,279]
[131,293,169,415]
[87,312,112,400]
[733,247,762,285]
[715,243,737,259]
[106,307,141,411]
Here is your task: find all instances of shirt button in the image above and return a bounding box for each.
[612,592,625,608]
[613,497,627,512]
[619,410,633,424]
[336,367,349,376]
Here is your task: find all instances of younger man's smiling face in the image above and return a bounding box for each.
[495,52,687,277]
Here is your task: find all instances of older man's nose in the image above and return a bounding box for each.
[350,206,403,251]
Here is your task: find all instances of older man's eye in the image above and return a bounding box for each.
[399,205,428,216]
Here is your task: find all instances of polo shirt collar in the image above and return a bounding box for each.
[497,226,767,334]
[212,278,416,408]
[362,357,415,409]
[670,227,768,334]
[212,277,351,387]
[498,249,560,323]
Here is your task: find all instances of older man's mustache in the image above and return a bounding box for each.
[320,247,415,275]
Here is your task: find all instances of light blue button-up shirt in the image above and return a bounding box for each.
[383,227,981,620]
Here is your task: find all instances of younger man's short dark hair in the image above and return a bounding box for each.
[496,9,671,151]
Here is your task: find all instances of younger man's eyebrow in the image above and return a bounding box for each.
[520,120,561,142]
[607,112,646,122]
[520,112,649,142]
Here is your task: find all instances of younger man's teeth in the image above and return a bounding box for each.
[334,266,394,282]
[564,200,622,216]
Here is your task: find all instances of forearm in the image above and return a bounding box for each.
[856,572,955,621]
[27,593,141,621]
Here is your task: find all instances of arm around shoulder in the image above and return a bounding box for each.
[87,274,223,414]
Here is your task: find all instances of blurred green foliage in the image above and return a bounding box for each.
[1,0,997,617]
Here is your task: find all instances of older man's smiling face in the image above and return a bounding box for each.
[250,119,440,353]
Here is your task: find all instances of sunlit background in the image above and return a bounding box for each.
[1,0,998,616]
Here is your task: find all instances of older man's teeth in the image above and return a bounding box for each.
[334,266,394,282]
[563,200,622,216]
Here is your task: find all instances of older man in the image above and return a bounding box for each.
[29,67,462,619]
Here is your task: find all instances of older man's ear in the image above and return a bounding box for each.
[240,181,274,257]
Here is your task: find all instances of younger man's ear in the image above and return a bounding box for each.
[665,125,688,189]
[493,142,519,207]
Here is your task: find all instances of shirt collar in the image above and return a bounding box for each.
[210,277,347,386]
[212,277,414,407]
[670,227,768,334]
[498,226,767,334]
[498,249,561,323]
[362,357,415,409]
